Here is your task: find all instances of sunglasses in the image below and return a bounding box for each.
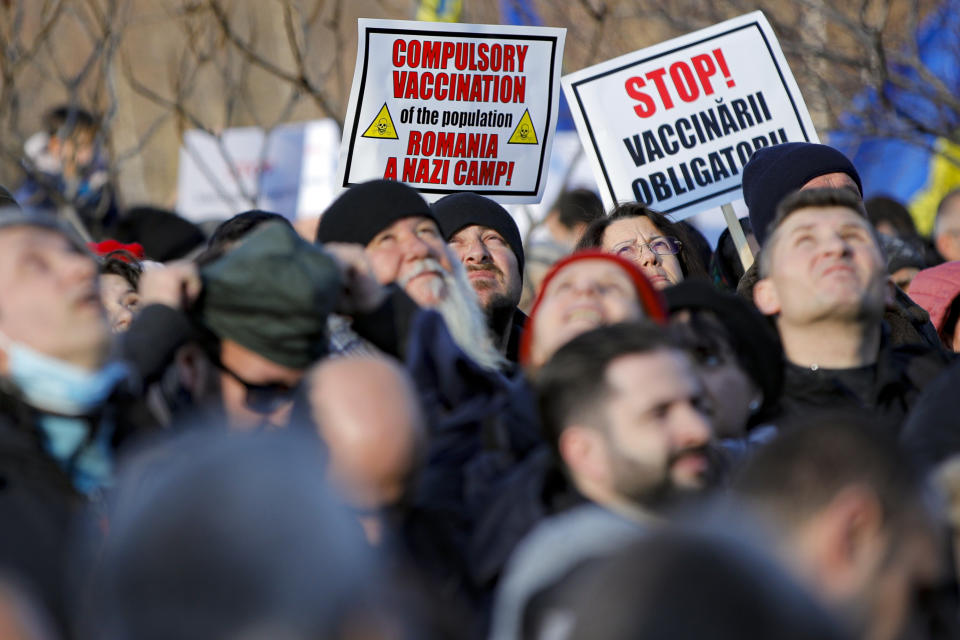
[210,355,299,415]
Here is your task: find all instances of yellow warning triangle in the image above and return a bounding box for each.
[508,109,538,144]
[362,104,399,139]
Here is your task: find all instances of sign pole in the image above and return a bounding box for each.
[721,202,754,272]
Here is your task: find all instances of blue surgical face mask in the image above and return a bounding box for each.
[0,331,128,416]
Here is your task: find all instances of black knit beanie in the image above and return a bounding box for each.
[432,192,525,273]
[316,180,435,246]
[742,143,862,245]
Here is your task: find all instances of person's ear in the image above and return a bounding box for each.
[935,233,953,261]
[809,484,886,600]
[753,278,781,316]
[884,276,897,309]
[175,343,214,399]
[559,425,610,487]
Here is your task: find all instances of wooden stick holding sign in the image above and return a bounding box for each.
[721,202,754,272]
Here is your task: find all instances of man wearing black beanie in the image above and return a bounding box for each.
[742,142,862,245]
[317,180,505,372]
[433,192,526,362]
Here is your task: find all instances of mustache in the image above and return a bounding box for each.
[465,263,504,278]
[398,258,448,287]
[667,444,711,469]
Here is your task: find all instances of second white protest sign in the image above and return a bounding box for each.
[562,11,818,218]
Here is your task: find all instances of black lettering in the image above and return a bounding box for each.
[717,103,738,135]
[691,157,711,186]
[624,135,646,167]
[667,166,687,195]
[675,118,697,149]
[650,172,672,201]
[699,109,722,141]
[731,99,754,129]
[643,130,665,162]
[632,177,653,204]
[658,124,679,155]
[709,151,731,181]
[718,146,738,174]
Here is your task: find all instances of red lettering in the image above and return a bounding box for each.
[644,68,673,110]
[393,71,405,98]
[429,159,444,184]
[516,45,528,72]
[669,61,699,102]
[402,158,418,182]
[691,53,717,95]
[383,157,397,180]
[442,42,455,69]
[415,158,430,182]
[494,161,508,184]
[406,130,421,155]
[626,76,657,118]
[407,39,422,68]
[393,39,405,67]
[453,160,467,185]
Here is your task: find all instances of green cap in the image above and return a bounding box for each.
[198,222,340,369]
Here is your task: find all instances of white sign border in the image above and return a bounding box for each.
[562,11,817,215]
[338,19,566,202]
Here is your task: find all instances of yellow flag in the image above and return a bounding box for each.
[362,104,399,140]
[415,0,462,22]
[508,109,538,145]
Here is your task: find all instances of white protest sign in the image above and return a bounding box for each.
[177,120,340,222]
[337,19,566,203]
[562,11,818,218]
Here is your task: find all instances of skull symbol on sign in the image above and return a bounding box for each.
[520,124,529,139]
[377,118,388,135]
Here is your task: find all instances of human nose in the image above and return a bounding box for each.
[462,236,492,264]
[636,241,661,267]
[64,251,97,283]
[672,403,713,449]
[401,232,432,260]
[822,231,852,257]
[569,277,603,298]
[113,308,133,332]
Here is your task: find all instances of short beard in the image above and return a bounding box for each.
[608,443,712,511]
[402,257,506,372]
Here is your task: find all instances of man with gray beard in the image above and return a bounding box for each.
[316,179,504,371]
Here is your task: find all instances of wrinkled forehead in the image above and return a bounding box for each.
[369,215,438,242]
[779,205,874,236]
[450,223,500,241]
[0,223,85,254]
[603,215,663,245]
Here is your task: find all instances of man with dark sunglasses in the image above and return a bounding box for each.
[135,221,340,430]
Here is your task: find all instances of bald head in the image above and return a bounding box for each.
[309,357,424,510]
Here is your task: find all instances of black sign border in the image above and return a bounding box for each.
[569,20,812,214]
[342,26,561,197]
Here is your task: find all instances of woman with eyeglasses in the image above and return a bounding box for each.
[575,202,709,289]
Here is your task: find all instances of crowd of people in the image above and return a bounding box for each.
[0,104,960,640]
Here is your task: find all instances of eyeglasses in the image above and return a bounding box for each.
[612,236,682,259]
[212,357,299,415]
